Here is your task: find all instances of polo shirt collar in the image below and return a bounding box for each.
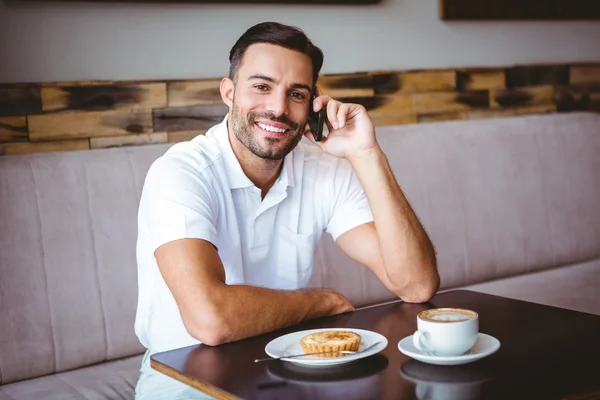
[213,115,295,190]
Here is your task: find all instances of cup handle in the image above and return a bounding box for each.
[413,330,431,352]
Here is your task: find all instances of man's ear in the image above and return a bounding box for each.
[220,77,234,108]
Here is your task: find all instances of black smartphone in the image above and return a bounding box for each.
[308,94,326,142]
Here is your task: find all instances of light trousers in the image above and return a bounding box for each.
[135,350,215,400]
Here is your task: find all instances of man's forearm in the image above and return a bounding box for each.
[349,146,439,300]
[192,284,352,346]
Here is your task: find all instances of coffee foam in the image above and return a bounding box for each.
[419,308,477,323]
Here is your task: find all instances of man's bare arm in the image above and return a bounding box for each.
[305,93,439,303]
[338,147,439,303]
[155,238,354,346]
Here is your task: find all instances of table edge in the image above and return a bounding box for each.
[150,357,240,400]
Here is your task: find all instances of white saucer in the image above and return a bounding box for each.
[265,328,388,367]
[397,333,500,366]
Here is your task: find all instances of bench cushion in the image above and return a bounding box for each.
[0,355,142,400]
[463,257,600,316]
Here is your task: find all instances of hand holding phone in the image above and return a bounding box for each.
[308,94,326,142]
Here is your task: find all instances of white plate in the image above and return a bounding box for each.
[397,333,500,366]
[265,328,388,366]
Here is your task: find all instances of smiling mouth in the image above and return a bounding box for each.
[256,122,288,134]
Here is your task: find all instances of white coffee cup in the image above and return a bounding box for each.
[412,308,479,356]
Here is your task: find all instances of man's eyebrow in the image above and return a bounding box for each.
[290,83,312,92]
[248,74,312,92]
[248,74,276,83]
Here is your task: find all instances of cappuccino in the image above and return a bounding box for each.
[413,308,480,356]
[419,308,478,323]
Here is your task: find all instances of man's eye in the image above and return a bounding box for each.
[254,84,268,91]
[290,92,306,100]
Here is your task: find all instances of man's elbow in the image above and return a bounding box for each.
[401,279,439,303]
[390,267,440,303]
[181,308,233,346]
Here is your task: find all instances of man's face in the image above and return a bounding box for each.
[229,43,313,161]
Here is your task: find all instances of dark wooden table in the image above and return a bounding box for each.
[151,290,600,400]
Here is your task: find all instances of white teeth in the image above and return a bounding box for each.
[257,123,286,133]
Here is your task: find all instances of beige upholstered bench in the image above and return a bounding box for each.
[1,112,599,399]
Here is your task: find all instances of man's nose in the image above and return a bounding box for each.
[266,91,289,117]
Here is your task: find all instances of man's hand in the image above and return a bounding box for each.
[318,287,356,314]
[304,88,378,161]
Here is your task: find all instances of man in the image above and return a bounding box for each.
[134,21,439,399]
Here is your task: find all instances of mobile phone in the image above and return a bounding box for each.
[308,94,326,142]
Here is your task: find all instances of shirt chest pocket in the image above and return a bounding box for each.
[276,223,316,290]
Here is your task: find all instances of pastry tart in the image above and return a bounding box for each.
[299,330,361,358]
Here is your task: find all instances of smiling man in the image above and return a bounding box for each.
[134,22,439,399]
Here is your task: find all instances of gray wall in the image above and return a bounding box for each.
[1,0,600,84]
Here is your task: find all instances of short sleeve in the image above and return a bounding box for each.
[325,161,374,241]
[138,155,219,253]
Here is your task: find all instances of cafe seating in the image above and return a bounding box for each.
[1,111,599,399]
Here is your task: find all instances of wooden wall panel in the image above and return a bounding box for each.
[167,130,206,143]
[370,114,417,127]
[90,132,167,149]
[418,111,467,123]
[0,116,28,142]
[28,110,153,141]
[1,139,89,156]
[570,66,600,85]
[440,0,600,20]
[317,74,374,98]
[372,71,455,95]
[41,83,167,112]
[1,62,598,155]
[343,95,412,118]
[167,80,223,107]
[456,70,505,91]
[153,105,228,132]
[514,104,558,115]
[465,109,519,120]
[491,86,555,109]
[467,104,558,121]
[0,86,42,116]
[555,85,600,112]
[505,66,569,88]
[398,71,456,93]
[412,90,489,114]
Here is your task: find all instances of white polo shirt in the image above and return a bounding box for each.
[134,116,374,354]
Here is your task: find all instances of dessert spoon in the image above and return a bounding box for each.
[254,341,382,363]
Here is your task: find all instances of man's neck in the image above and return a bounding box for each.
[228,130,283,199]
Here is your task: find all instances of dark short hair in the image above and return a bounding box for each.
[229,22,324,86]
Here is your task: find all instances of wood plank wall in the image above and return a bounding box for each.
[440,0,600,20]
[1,63,599,156]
